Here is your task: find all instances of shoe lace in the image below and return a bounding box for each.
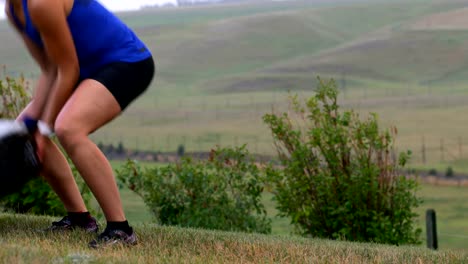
[52,216,71,227]
[98,228,119,241]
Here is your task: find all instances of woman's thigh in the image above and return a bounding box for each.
[55,79,121,136]
[55,56,155,135]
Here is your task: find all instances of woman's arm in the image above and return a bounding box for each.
[21,37,58,120]
[5,2,57,120]
[28,0,79,127]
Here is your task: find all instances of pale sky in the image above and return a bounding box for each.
[96,0,178,11]
[0,0,178,20]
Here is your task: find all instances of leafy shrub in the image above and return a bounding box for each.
[2,178,67,215]
[2,156,96,216]
[0,71,95,216]
[117,145,271,234]
[0,71,30,119]
[263,78,421,245]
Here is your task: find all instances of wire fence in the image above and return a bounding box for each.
[78,79,468,176]
[91,132,468,169]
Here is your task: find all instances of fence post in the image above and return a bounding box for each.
[426,209,438,250]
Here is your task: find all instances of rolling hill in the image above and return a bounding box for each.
[2,0,468,167]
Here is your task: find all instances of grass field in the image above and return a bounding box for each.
[104,0,468,172]
[2,1,468,258]
[0,213,465,263]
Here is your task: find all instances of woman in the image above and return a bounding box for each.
[4,0,155,248]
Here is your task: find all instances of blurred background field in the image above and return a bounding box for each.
[2,0,468,251]
[3,0,468,169]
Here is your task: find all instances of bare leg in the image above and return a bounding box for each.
[54,79,125,221]
[17,104,87,213]
[39,136,88,212]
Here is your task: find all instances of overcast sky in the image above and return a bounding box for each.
[0,0,178,20]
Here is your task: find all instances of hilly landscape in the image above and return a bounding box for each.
[2,0,468,170]
[1,0,468,255]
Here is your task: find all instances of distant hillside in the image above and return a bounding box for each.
[4,0,464,86]
[3,0,468,160]
[152,0,375,8]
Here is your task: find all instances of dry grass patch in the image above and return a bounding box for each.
[409,7,468,30]
[0,213,465,263]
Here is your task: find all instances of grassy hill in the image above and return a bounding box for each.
[0,213,466,263]
[3,0,468,166]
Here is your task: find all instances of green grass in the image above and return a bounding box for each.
[295,30,468,83]
[0,213,465,263]
[417,185,468,251]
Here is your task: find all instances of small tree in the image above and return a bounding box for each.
[263,78,421,245]
[117,141,125,154]
[445,166,454,178]
[177,144,185,157]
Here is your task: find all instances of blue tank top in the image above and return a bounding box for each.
[10,0,152,79]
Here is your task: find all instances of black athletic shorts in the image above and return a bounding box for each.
[84,56,155,110]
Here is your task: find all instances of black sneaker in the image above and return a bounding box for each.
[89,227,137,249]
[45,216,99,233]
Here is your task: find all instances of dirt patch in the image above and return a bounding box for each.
[267,62,398,82]
[409,7,468,30]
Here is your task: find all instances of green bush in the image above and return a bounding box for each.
[0,71,95,216]
[2,157,96,216]
[117,145,271,234]
[263,78,421,245]
[2,178,67,216]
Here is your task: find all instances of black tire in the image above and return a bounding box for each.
[0,133,40,198]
